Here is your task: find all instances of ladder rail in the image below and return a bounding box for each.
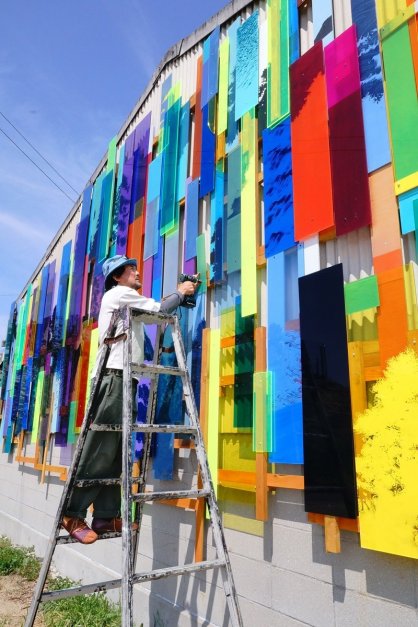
[24,310,121,627]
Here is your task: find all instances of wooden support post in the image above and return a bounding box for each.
[324,516,341,553]
[254,326,268,521]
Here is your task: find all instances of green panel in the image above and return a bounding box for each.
[226,214,241,273]
[344,275,380,314]
[240,109,258,317]
[234,374,253,428]
[382,24,418,182]
[196,234,207,293]
[253,371,273,453]
[234,341,254,375]
[160,97,181,235]
[218,38,229,135]
[31,369,45,443]
[67,400,77,444]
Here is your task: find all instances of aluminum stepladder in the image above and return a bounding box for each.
[25,305,243,627]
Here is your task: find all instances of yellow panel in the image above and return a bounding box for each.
[222,512,264,536]
[86,327,99,403]
[241,109,258,317]
[253,371,273,453]
[217,38,229,135]
[31,370,45,444]
[404,262,418,331]
[394,171,418,195]
[221,434,256,472]
[375,0,407,29]
[355,349,418,559]
[220,307,235,338]
[219,486,264,535]
[220,346,235,378]
[346,309,378,342]
[207,329,221,494]
[220,386,251,434]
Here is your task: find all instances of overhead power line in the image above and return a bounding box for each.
[0,111,80,196]
[0,125,77,204]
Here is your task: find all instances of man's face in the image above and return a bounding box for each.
[114,264,142,290]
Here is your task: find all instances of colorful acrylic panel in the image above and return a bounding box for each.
[299,264,357,518]
[235,12,259,121]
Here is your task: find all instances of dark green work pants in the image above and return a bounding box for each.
[65,373,137,519]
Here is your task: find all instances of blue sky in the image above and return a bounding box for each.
[0,0,229,342]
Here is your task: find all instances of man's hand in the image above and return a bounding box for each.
[177,274,200,296]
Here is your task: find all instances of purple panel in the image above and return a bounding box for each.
[142,257,153,298]
[116,132,135,254]
[183,255,196,275]
[41,261,56,359]
[130,113,151,224]
[325,27,371,235]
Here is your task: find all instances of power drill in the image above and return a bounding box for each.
[178,274,200,308]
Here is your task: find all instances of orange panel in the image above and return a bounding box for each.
[126,205,145,276]
[369,164,402,268]
[377,267,408,368]
[290,42,334,240]
[373,249,403,273]
[192,57,203,180]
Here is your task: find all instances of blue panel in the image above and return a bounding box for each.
[185,178,199,261]
[289,0,300,63]
[399,187,418,234]
[226,19,240,153]
[263,116,296,257]
[109,143,125,257]
[235,12,259,121]
[350,0,391,172]
[52,241,72,351]
[267,253,303,464]
[199,103,216,198]
[176,102,190,202]
[160,98,181,233]
[143,198,160,260]
[163,229,179,297]
[210,166,224,283]
[201,27,220,108]
[0,301,16,400]
[129,114,151,223]
[312,0,334,45]
[87,172,105,260]
[116,133,135,254]
[227,145,241,219]
[34,266,49,359]
[151,234,164,302]
[97,171,114,263]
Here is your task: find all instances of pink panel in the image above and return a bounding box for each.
[325,26,360,108]
[142,257,153,298]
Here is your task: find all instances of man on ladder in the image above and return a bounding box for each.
[62,254,198,544]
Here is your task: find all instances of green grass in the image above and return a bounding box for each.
[42,577,121,627]
[0,536,40,580]
[0,537,122,626]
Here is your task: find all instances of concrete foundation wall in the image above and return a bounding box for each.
[1,450,417,627]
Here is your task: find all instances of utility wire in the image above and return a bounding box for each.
[0,125,77,204]
[0,110,80,196]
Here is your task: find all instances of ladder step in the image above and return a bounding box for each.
[132,363,186,377]
[40,560,225,601]
[90,424,197,434]
[133,488,210,503]
[130,309,175,325]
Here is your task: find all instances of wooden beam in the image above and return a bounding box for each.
[267,474,304,490]
[254,326,269,521]
[307,512,359,533]
[324,516,341,553]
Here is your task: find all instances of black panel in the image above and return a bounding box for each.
[299,264,357,518]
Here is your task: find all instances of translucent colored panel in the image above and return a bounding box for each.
[162,229,179,297]
[196,233,208,293]
[87,171,105,259]
[375,0,407,29]
[267,0,280,126]
[176,102,190,202]
[199,103,216,198]
[290,42,334,240]
[30,369,45,444]
[376,266,408,368]
[369,164,402,268]
[160,97,181,234]
[399,187,418,234]
[226,19,240,153]
[220,434,256,471]
[262,116,295,257]
[350,0,391,173]
[226,214,241,273]
[0,301,16,400]
[192,57,203,179]
[258,18,268,136]
[299,263,357,518]
[221,346,234,378]
[151,234,164,302]
[227,146,241,219]
[98,137,117,262]
[33,265,49,359]
[109,143,125,257]
[233,374,253,428]
[240,109,257,317]
[404,262,418,331]
[220,307,235,338]
[85,327,99,404]
[267,253,303,464]
[235,11,259,121]
[207,330,221,493]
[52,240,72,350]
[210,163,224,283]
[143,198,159,261]
[147,153,163,203]
[325,26,371,236]
[355,349,418,559]
[116,133,134,255]
[382,24,418,183]
[184,178,199,261]
[201,26,220,108]
[217,38,229,135]
[253,372,273,453]
[312,0,334,45]
[41,261,56,358]
[235,296,254,340]
[289,0,300,63]
[344,276,380,314]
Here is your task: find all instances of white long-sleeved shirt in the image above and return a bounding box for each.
[91,285,161,377]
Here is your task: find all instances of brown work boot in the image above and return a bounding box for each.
[92,517,139,534]
[61,516,98,544]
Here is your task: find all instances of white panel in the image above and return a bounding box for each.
[303,235,321,275]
